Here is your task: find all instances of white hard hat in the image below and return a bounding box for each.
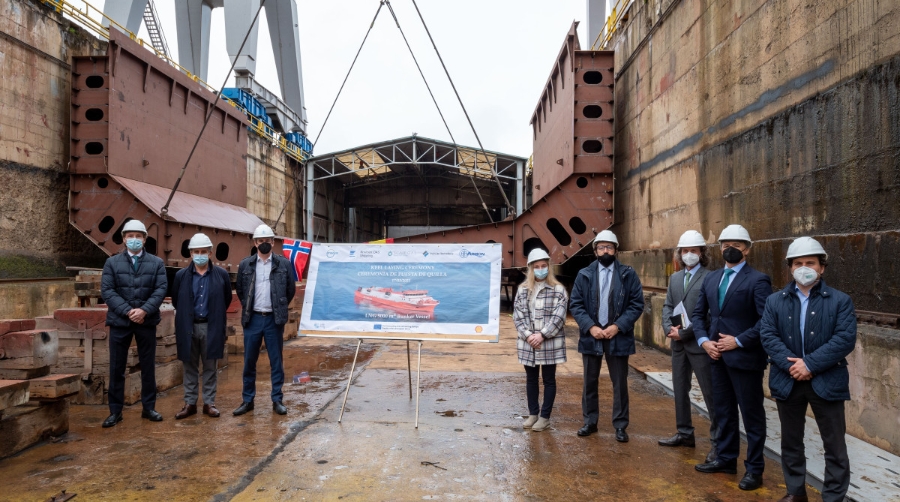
[188,233,213,249]
[593,229,619,247]
[677,230,706,248]
[526,248,551,265]
[121,219,147,235]
[718,224,752,245]
[785,236,827,261]
[252,224,275,239]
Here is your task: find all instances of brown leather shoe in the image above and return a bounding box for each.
[175,403,197,420]
[777,495,808,502]
[203,404,220,417]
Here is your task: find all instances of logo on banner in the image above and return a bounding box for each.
[326,249,338,258]
[423,251,429,257]
[373,324,382,330]
[475,326,484,333]
[349,249,356,258]
[459,248,486,258]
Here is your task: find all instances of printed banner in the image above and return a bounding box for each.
[300,243,501,342]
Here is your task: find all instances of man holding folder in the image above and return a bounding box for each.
[659,231,718,463]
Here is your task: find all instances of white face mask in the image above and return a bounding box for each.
[793,266,819,287]
[682,252,700,267]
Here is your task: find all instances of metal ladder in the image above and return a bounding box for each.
[142,0,170,58]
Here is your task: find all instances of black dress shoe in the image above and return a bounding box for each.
[577,424,598,437]
[141,409,163,422]
[273,401,287,415]
[102,412,123,428]
[658,433,695,447]
[694,459,737,474]
[738,472,763,491]
[233,401,254,416]
[705,447,717,463]
[615,428,629,443]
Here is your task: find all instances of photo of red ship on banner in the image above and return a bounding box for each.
[299,243,501,342]
[354,287,439,319]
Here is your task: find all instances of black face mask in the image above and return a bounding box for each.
[722,247,744,264]
[257,242,273,255]
[597,253,616,266]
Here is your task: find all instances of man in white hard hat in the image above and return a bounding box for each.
[570,230,644,442]
[658,230,719,463]
[100,219,168,427]
[172,233,233,420]
[691,224,772,491]
[233,224,296,417]
[761,237,856,502]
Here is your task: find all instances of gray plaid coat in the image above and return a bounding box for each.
[514,283,568,366]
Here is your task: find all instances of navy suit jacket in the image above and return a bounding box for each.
[691,263,772,371]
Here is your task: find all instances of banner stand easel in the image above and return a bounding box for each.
[337,338,423,428]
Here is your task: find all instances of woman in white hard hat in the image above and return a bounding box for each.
[513,248,568,432]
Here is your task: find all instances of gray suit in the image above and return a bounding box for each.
[662,266,718,445]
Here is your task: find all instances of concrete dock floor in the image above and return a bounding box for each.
[0,317,811,501]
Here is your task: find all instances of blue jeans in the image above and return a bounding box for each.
[242,314,285,403]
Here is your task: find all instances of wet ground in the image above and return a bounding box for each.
[0,317,813,501]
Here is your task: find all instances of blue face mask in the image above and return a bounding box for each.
[534,268,549,280]
[126,238,143,252]
[192,254,209,266]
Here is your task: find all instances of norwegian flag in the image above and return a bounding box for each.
[282,239,312,281]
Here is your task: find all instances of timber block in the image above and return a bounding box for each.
[122,359,182,405]
[0,400,69,459]
[28,374,80,400]
[67,375,105,405]
[0,380,30,412]
[157,335,176,346]
[156,309,175,338]
[0,366,51,380]
[33,316,56,330]
[0,330,59,369]
[0,320,37,337]
[53,308,108,329]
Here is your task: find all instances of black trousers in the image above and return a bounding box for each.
[582,341,630,429]
[108,324,158,414]
[524,364,557,419]
[776,380,850,502]
[711,360,766,474]
[671,343,718,446]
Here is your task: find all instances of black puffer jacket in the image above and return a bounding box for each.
[101,251,168,327]
[235,253,296,327]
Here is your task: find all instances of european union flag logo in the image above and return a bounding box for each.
[373,324,382,330]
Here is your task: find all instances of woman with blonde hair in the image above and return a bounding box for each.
[513,248,568,432]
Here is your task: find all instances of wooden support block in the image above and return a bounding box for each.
[66,375,105,405]
[122,360,183,405]
[0,320,37,337]
[0,366,50,380]
[27,374,80,400]
[156,309,176,338]
[155,344,177,359]
[0,400,69,459]
[0,330,59,369]
[74,290,102,297]
[157,335,176,346]
[53,308,108,329]
[0,380,30,411]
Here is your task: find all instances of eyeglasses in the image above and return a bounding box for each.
[595,245,615,251]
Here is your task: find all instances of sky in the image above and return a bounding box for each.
[133,0,590,158]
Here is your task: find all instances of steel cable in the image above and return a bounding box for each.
[312,1,385,149]
[161,0,267,217]
[409,0,515,217]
